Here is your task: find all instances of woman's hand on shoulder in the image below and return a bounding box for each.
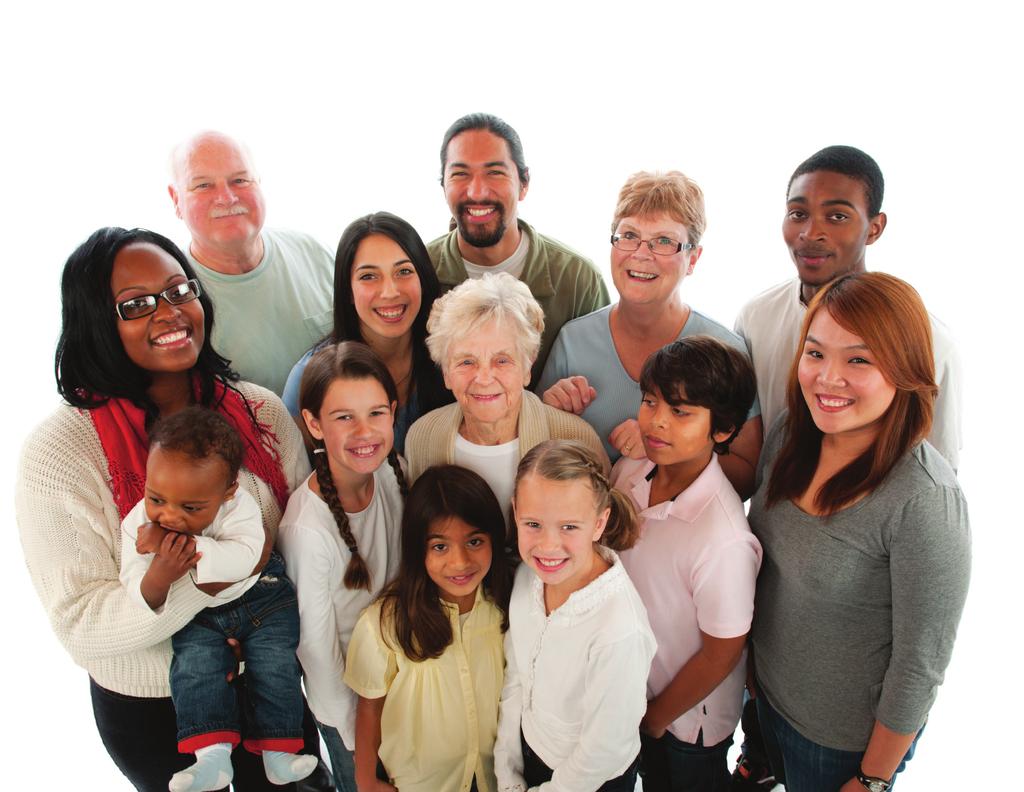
[609,419,645,459]
[542,376,596,415]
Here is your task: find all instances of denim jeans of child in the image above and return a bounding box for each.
[171,552,304,753]
[522,730,640,791]
[91,676,319,792]
[756,695,922,792]
[315,720,357,792]
[639,729,732,791]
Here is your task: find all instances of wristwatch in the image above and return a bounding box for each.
[856,769,891,791]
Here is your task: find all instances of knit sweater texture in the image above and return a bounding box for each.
[404,390,609,482]
[16,381,310,698]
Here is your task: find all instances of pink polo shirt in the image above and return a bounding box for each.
[613,455,762,746]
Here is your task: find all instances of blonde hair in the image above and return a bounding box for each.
[514,440,639,551]
[612,170,706,245]
[425,272,544,371]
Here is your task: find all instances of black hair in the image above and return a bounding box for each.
[638,336,756,455]
[788,145,885,217]
[439,112,530,185]
[331,212,451,415]
[379,464,512,661]
[54,227,237,420]
[300,341,409,591]
[148,406,244,483]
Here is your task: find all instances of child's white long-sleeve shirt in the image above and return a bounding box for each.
[119,489,264,611]
[494,548,657,792]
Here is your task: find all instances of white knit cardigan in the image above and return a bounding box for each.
[15,381,310,698]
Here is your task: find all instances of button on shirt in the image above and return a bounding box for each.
[494,548,656,792]
[344,588,505,792]
[613,455,762,746]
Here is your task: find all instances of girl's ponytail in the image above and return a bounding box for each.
[600,487,640,551]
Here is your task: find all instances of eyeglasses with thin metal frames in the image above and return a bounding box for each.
[610,232,697,256]
[114,279,203,321]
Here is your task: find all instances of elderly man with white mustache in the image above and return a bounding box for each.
[169,131,334,396]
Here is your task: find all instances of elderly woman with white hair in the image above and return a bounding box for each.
[405,272,608,515]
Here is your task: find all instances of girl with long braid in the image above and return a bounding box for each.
[277,342,408,792]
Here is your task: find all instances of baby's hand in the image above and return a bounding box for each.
[135,521,167,555]
[150,532,201,582]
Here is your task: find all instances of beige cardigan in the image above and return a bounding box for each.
[404,390,610,482]
[15,381,310,698]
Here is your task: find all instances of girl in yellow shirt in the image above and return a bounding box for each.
[345,465,513,792]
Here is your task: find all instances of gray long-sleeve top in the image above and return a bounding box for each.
[749,418,971,751]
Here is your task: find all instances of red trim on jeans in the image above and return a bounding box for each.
[242,737,304,755]
[179,730,241,754]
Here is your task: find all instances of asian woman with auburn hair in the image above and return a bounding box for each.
[748,272,970,792]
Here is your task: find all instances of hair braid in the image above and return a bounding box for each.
[313,449,371,590]
[387,450,409,498]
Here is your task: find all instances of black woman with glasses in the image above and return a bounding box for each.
[15,227,316,791]
[537,171,763,498]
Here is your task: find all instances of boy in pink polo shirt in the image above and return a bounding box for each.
[611,336,762,792]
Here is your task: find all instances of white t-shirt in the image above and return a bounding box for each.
[277,463,404,749]
[735,277,963,469]
[454,434,520,519]
[461,231,530,280]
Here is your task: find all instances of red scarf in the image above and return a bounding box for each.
[88,378,291,519]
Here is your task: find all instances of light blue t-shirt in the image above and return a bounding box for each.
[283,348,419,455]
[537,305,760,461]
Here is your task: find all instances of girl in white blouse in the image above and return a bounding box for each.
[277,342,408,792]
[496,440,657,792]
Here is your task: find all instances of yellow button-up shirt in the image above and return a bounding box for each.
[344,589,505,792]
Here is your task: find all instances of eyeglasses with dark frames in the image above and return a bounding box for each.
[610,231,697,256]
[114,279,203,321]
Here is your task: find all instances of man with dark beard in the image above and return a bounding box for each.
[428,113,609,385]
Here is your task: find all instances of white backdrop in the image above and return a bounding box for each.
[2,1,1020,789]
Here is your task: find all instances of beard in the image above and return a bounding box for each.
[455,201,508,248]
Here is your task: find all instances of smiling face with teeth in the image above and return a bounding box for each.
[610,213,702,309]
[303,376,396,482]
[424,515,493,614]
[111,242,205,380]
[798,308,897,443]
[443,129,529,264]
[514,473,610,604]
[444,319,531,444]
[349,233,423,344]
[170,133,266,261]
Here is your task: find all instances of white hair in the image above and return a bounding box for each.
[426,272,544,371]
[167,130,259,185]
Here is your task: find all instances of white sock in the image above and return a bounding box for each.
[168,742,233,792]
[262,751,318,785]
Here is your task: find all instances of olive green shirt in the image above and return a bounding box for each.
[427,220,610,387]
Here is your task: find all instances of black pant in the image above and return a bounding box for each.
[90,677,329,792]
[521,730,640,791]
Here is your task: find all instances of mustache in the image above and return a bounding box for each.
[794,245,831,257]
[210,205,249,218]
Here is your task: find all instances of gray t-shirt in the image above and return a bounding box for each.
[537,304,760,461]
[749,416,971,750]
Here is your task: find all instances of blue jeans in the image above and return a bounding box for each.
[639,729,732,792]
[316,720,357,792]
[522,730,639,791]
[171,553,304,754]
[756,696,921,792]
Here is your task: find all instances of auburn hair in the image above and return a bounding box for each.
[766,272,936,514]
